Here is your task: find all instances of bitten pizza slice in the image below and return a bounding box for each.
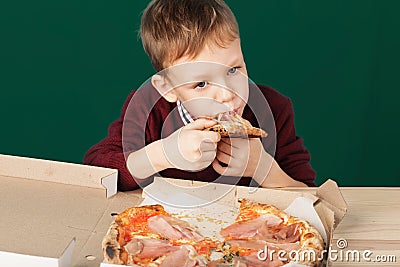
[204,111,268,138]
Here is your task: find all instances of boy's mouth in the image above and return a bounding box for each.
[182,99,241,118]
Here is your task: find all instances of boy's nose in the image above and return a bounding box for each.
[217,87,236,103]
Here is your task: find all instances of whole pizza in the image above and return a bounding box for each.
[103,199,324,266]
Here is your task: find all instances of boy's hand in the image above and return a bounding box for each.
[212,138,271,184]
[162,118,220,171]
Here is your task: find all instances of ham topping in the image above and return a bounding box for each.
[220,214,282,239]
[160,245,208,267]
[221,214,301,244]
[125,238,208,266]
[124,238,179,259]
[148,215,204,242]
[257,222,301,243]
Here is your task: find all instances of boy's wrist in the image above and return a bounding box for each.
[146,139,174,171]
[253,149,273,185]
[126,140,173,179]
[259,154,307,188]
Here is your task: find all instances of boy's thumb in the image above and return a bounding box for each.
[184,118,216,130]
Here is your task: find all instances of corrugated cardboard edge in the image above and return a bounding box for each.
[0,154,118,198]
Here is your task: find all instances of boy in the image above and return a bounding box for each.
[84,0,316,191]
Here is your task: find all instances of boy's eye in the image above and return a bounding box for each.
[195,81,208,89]
[227,67,240,75]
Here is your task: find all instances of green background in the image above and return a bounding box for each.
[1,1,399,186]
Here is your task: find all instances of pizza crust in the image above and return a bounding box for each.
[205,123,267,138]
[102,221,123,265]
[102,205,169,265]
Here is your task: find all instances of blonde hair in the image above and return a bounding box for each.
[140,0,239,71]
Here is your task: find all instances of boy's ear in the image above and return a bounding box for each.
[151,74,178,103]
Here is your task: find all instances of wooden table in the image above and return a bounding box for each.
[127,187,400,266]
[285,187,400,266]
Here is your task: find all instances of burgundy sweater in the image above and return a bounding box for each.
[84,84,316,191]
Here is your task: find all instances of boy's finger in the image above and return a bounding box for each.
[199,131,221,143]
[184,118,217,130]
[216,150,230,164]
[223,137,246,149]
[199,150,217,162]
[220,137,231,145]
[199,140,217,152]
[217,141,232,155]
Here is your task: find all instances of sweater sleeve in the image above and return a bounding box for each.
[274,99,316,186]
[83,90,146,191]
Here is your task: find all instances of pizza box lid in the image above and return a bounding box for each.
[0,153,126,267]
[100,177,347,267]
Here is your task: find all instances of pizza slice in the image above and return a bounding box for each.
[102,204,218,266]
[203,111,268,138]
[216,199,325,267]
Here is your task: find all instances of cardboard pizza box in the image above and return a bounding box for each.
[100,177,347,267]
[0,153,347,267]
[0,153,124,267]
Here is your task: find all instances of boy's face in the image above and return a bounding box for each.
[154,38,249,117]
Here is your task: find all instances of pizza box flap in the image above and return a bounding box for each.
[0,154,119,267]
[0,154,118,198]
[315,179,348,229]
